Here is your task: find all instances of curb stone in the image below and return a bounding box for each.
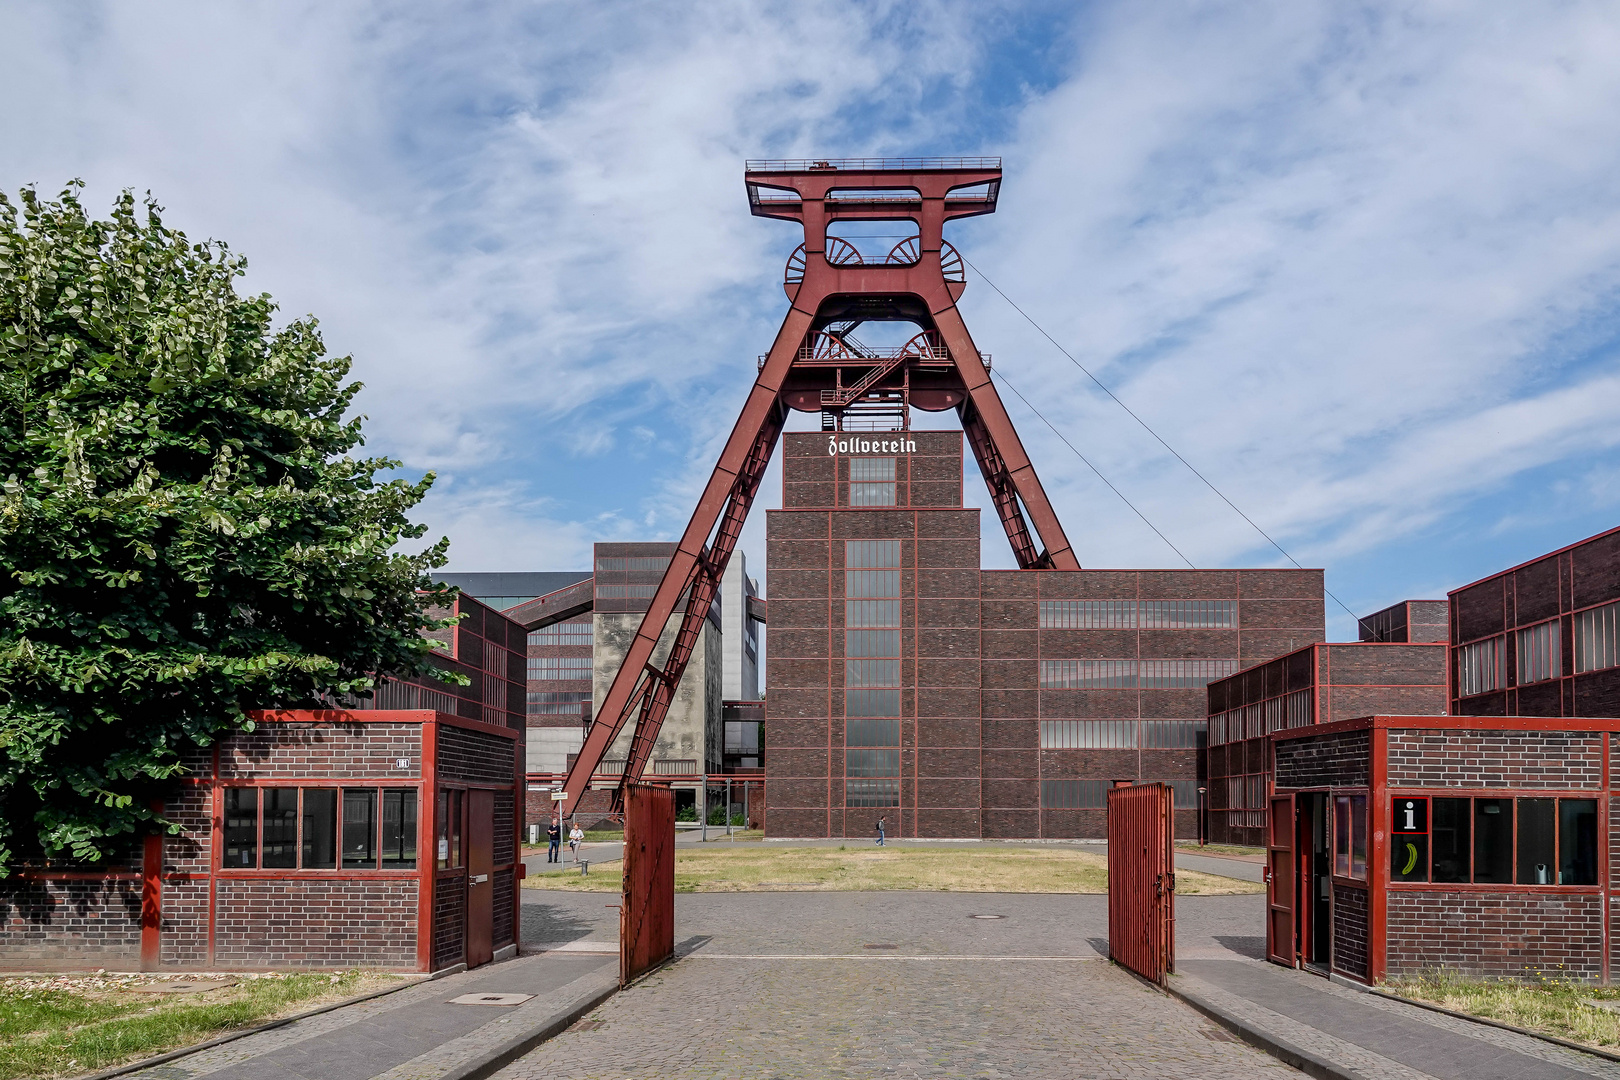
[420,973,618,1080]
[1163,975,1367,1080]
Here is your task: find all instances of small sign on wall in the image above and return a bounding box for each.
[1391,796,1429,882]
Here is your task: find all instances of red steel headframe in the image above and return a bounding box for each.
[559,157,1079,807]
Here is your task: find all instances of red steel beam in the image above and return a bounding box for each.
[559,159,1077,807]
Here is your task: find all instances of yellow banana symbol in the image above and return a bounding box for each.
[1401,842,1418,875]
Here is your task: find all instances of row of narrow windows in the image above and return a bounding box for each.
[1456,599,1620,695]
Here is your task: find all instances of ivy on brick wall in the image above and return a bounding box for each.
[0,183,458,873]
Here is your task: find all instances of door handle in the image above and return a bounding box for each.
[471,874,489,884]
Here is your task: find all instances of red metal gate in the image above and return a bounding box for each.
[620,783,675,986]
[1107,783,1175,984]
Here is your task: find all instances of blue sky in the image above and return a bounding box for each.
[6,1,1620,640]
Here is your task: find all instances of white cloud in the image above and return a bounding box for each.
[7,0,1620,629]
[967,1,1620,587]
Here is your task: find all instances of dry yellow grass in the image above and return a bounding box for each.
[524,845,1263,895]
[1387,970,1620,1049]
[0,970,407,1079]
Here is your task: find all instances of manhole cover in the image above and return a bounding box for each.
[970,914,1006,920]
[862,943,899,950]
[450,993,534,1006]
[128,979,237,994]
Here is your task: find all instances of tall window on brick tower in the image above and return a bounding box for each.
[848,457,897,506]
[845,539,901,807]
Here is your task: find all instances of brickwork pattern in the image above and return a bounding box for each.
[159,880,210,965]
[492,873,514,950]
[495,792,516,867]
[0,878,143,961]
[1386,891,1603,980]
[1387,729,1602,789]
[438,725,516,786]
[213,879,417,967]
[1332,883,1369,980]
[1275,730,1371,789]
[163,784,213,874]
[219,722,422,779]
[496,955,1294,1080]
[435,874,466,970]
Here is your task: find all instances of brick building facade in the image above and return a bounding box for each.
[1270,715,1613,983]
[1449,524,1620,717]
[764,430,1324,839]
[0,595,526,973]
[1205,631,1448,846]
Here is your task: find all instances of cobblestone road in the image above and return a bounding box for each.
[502,891,1292,1079]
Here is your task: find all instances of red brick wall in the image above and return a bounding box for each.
[437,725,516,786]
[0,879,143,964]
[1332,883,1369,980]
[434,873,465,969]
[492,874,514,951]
[163,785,213,875]
[1386,891,1603,980]
[1386,730,1602,789]
[219,723,422,780]
[1274,730,1370,789]
[159,881,210,966]
[213,879,417,967]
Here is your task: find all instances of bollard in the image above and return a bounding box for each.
[580,859,590,876]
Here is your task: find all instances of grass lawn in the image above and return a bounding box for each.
[1175,842,1265,858]
[523,844,1263,894]
[1386,970,1620,1049]
[0,970,405,1079]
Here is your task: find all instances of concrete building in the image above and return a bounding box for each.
[764,430,1325,839]
[440,547,765,823]
[588,542,723,782]
[721,552,762,702]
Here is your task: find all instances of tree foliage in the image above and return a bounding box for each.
[0,183,453,873]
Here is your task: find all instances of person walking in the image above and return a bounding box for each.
[568,822,585,861]
[546,818,561,863]
[875,816,886,847]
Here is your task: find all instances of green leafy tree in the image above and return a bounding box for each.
[0,183,454,874]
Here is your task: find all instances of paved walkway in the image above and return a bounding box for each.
[498,890,1291,1078]
[122,883,1620,1078]
[127,949,616,1080]
[1177,957,1620,1080]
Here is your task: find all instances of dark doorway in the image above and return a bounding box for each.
[466,789,494,968]
[1303,792,1331,974]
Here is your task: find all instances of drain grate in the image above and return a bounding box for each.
[449,993,534,1007]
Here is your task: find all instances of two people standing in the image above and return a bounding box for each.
[545,818,561,862]
[542,817,588,864]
